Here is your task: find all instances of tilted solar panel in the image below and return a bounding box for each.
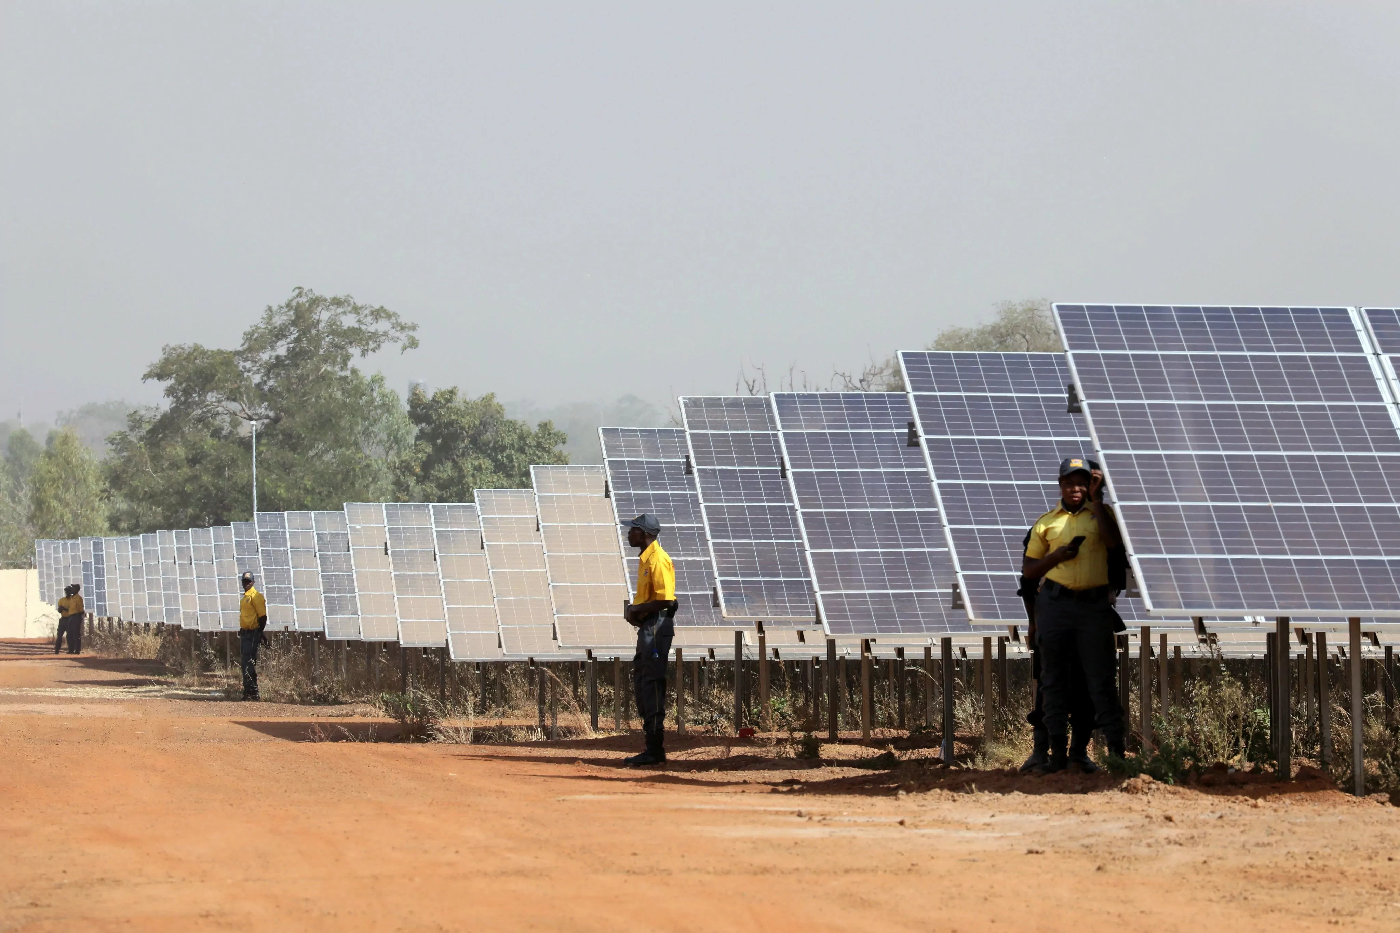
[680,396,815,624]
[111,537,133,620]
[232,521,262,628]
[91,538,109,617]
[157,530,182,627]
[212,526,241,631]
[286,511,325,632]
[314,510,359,640]
[191,527,221,631]
[476,489,561,659]
[386,503,448,647]
[1059,304,1400,615]
[772,392,969,637]
[254,513,296,631]
[141,533,163,624]
[432,503,501,660]
[346,503,397,642]
[533,465,633,651]
[172,530,198,628]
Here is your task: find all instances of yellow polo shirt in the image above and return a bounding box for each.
[239,586,268,630]
[57,595,84,617]
[1025,504,1110,590]
[634,541,675,604]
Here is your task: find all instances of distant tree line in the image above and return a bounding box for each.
[0,292,1057,569]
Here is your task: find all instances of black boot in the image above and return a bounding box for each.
[626,731,666,766]
[1035,734,1068,775]
[1020,725,1049,774]
[1070,727,1098,773]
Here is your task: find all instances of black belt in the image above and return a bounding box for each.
[1041,581,1111,601]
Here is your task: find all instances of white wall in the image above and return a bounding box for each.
[0,569,57,639]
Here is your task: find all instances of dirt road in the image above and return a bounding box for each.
[1,640,1398,932]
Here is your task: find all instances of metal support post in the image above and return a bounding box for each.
[758,629,770,732]
[1139,626,1152,754]
[940,637,955,763]
[859,639,873,739]
[1349,617,1364,796]
[676,647,686,737]
[587,655,599,731]
[923,645,934,728]
[982,636,994,749]
[826,638,838,741]
[1276,617,1291,779]
[1317,632,1332,766]
[896,647,906,731]
[733,631,744,733]
[1158,632,1169,721]
[614,657,624,731]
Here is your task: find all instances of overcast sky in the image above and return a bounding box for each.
[5,2,1400,423]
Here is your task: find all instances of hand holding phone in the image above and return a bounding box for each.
[1065,535,1087,557]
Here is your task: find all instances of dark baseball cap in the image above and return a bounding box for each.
[1058,457,1093,478]
[240,572,255,584]
[622,514,661,535]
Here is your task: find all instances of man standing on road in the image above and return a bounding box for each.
[620,514,677,766]
[238,572,268,701]
[55,584,84,655]
[1022,458,1127,773]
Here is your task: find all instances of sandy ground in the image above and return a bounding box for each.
[2,640,1399,932]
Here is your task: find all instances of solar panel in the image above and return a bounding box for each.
[120,537,139,620]
[80,537,96,613]
[680,396,815,624]
[314,510,359,640]
[772,392,968,637]
[385,502,448,647]
[91,538,110,617]
[1060,304,1400,616]
[141,533,163,624]
[156,530,182,627]
[173,530,199,628]
[346,503,397,642]
[533,465,633,651]
[254,513,296,631]
[432,503,501,660]
[213,526,241,631]
[191,527,221,631]
[232,521,262,629]
[286,511,325,632]
[477,488,560,658]
[110,537,131,619]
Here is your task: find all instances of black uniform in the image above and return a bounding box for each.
[632,605,676,751]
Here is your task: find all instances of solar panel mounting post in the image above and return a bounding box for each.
[733,632,743,733]
[1349,617,1364,796]
[587,655,598,731]
[614,657,624,731]
[1139,627,1153,754]
[1385,645,1395,726]
[940,637,954,763]
[923,646,934,730]
[675,647,685,737]
[1159,633,1169,723]
[757,628,770,732]
[982,637,994,751]
[826,638,838,742]
[860,640,872,740]
[1275,618,1291,780]
[1303,634,1315,734]
[1316,632,1332,767]
[896,647,906,731]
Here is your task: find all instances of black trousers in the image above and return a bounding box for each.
[239,630,261,698]
[55,616,81,654]
[1027,648,1097,750]
[1035,590,1124,745]
[632,610,675,746]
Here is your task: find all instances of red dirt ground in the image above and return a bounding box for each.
[2,639,1399,932]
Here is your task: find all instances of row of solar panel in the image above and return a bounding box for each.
[38,306,1400,646]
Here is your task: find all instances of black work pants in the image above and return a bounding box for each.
[1035,591,1123,745]
[631,610,675,747]
[239,630,261,698]
[55,616,81,654]
[1027,648,1097,751]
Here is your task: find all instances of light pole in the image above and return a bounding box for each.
[233,409,272,518]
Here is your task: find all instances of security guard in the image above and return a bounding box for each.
[238,572,269,701]
[55,584,84,654]
[620,514,677,766]
[1022,458,1127,773]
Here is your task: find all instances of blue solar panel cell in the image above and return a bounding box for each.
[1366,308,1400,354]
[1058,305,1363,354]
[923,438,1098,481]
[1088,402,1400,453]
[610,492,704,526]
[688,431,783,468]
[937,483,1059,526]
[599,427,689,460]
[913,395,1083,438]
[902,352,1068,396]
[772,393,911,430]
[780,431,926,470]
[1073,353,1386,404]
[797,509,948,551]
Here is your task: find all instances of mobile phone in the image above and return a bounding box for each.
[1068,535,1086,550]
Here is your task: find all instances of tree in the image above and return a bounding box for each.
[4,427,44,486]
[28,428,108,540]
[930,299,1060,352]
[105,288,417,532]
[56,400,136,454]
[395,388,568,501]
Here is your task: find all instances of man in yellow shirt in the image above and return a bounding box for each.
[238,572,269,701]
[620,514,677,766]
[1023,458,1127,773]
[55,584,85,654]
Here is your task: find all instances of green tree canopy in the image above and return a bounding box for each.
[394,388,568,501]
[5,427,44,487]
[105,288,417,532]
[28,428,107,540]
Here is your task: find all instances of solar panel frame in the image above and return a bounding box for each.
[285,511,325,633]
[173,529,198,628]
[432,502,502,661]
[213,525,241,631]
[1059,304,1400,616]
[314,510,359,640]
[533,464,633,652]
[91,537,109,617]
[346,503,398,642]
[476,488,565,660]
[140,533,162,624]
[680,396,815,625]
[772,391,971,638]
[190,527,221,631]
[254,513,296,631]
[386,502,448,647]
[124,537,144,621]
[156,530,182,627]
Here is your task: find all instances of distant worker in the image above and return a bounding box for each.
[55,583,84,655]
[1022,458,1127,773]
[238,572,268,701]
[620,514,677,766]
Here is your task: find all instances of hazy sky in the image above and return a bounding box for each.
[5,2,1400,423]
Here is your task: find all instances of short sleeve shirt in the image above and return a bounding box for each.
[239,586,268,630]
[634,541,676,604]
[1025,504,1110,590]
